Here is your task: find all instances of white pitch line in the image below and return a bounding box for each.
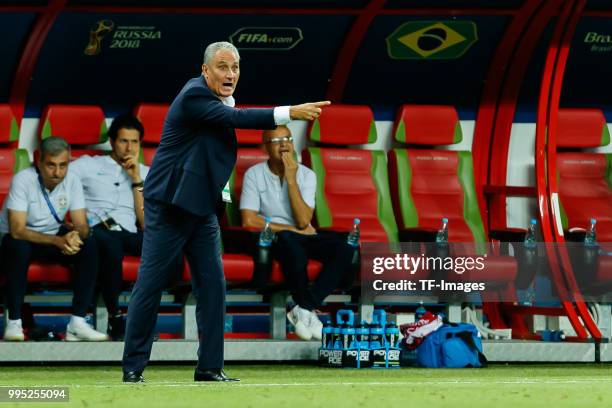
[2,379,612,388]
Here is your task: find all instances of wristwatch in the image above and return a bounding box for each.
[132,181,144,192]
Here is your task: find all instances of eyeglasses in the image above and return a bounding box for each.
[265,136,293,145]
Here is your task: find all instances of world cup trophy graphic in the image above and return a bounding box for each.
[84,20,115,56]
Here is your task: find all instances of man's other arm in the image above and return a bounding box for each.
[70,208,90,241]
[8,210,79,253]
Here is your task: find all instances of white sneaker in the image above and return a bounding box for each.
[308,311,323,341]
[3,319,25,341]
[287,305,312,341]
[65,316,109,341]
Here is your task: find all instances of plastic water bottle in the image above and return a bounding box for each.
[435,217,448,245]
[322,321,333,349]
[415,302,426,320]
[357,321,370,350]
[584,218,598,247]
[384,323,400,349]
[347,218,361,247]
[259,216,274,247]
[524,218,537,248]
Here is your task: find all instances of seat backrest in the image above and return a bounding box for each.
[134,103,170,166]
[0,104,19,145]
[0,105,30,206]
[389,104,486,243]
[225,148,269,227]
[39,104,108,158]
[134,103,170,165]
[134,103,168,145]
[0,148,31,207]
[304,104,397,242]
[557,108,611,241]
[309,104,376,145]
[235,105,274,145]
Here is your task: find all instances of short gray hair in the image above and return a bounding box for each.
[39,136,70,162]
[203,41,240,65]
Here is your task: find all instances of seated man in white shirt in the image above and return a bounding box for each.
[69,114,149,340]
[240,125,355,341]
[0,137,107,341]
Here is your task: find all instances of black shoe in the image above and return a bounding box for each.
[194,369,240,382]
[108,315,126,341]
[122,371,145,383]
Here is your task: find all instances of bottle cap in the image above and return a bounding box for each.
[442,217,448,223]
[590,218,597,225]
[264,216,271,222]
[530,218,537,225]
[354,218,360,225]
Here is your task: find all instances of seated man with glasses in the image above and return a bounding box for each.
[240,125,354,341]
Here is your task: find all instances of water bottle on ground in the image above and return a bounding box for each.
[322,321,333,349]
[415,302,426,320]
[357,321,370,350]
[435,217,448,245]
[259,216,274,247]
[524,218,537,248]
[384,323,400,349]
[584,218,598,247]
[347,218,361,247]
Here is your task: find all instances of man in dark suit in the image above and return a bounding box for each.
[122,41,329,383]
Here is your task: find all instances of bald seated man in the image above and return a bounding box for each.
[240,125,355,341]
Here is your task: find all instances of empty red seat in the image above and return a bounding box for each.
[38,105,108,158]
[388,104,516,283]
[134,103,169,165]
[557,108,611,242]
[0,105,30,206]
[303,104,398,243]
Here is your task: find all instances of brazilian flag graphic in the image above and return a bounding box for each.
[386,21,478,60]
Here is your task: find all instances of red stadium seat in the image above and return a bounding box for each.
[0,105,30,206]
[303,104,399,243]
[556,108,611,290]
[235,104,274,144]
[38,104,108,158]
[388,105,516,284]
[557,108,611,241]
[134,103,169,165]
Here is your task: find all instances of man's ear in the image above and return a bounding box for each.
[202,64,209,77]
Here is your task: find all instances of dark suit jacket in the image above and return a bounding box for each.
[144,75,276,216]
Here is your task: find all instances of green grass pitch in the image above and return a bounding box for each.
[1,364,611,407]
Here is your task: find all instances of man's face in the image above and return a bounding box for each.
[38,150,69,189]
[111,128,141,162]
[202,49,240,98]
[264,130,294,163]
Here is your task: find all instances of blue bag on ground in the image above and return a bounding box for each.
[416,323,487,368]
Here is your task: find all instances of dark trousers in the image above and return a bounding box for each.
[122,199,225,373]
[1,234,99,320]
[274,230,355,311]
[93,226,143,316]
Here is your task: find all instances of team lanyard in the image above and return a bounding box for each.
[37,174,63,225]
